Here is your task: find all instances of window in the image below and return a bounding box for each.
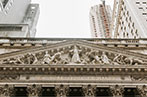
[136,2,140,4]
[135,29,138,36]
[129,17,132,22]
[139,7,143,9]
[127,11,129,16]
[2,0,9,8]
[143,13,147,15]
[0,26,22,31]
[132,23,134,28]
[124,27,126,30]
[127,33,129,37]
[122,21,124,25]
[142,2,146,4]
[126,17,128,22]
[128,23,130,28]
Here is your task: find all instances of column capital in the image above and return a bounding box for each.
[55,84,69,97]
[137,85,147,97]
[82,84,96,97]
[110,85,124,96]
[0,84,14,97]
[27,84,42,97]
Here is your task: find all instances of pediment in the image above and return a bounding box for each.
[0,40,147,66]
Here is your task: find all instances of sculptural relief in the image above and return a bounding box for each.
[0,44,145,66]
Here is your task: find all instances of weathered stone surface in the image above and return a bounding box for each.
[0,41,146,66]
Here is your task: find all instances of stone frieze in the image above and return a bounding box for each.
[0,41,146,66]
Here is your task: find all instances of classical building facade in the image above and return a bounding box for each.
[0,38,146,97]
[111,0,147,38]
[90,1,112,38]
[0,0,147,97]
[0,0,40,37]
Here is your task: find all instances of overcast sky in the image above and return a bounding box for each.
[32,0,114,38]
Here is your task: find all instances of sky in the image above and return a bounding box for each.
[32,0,114,38]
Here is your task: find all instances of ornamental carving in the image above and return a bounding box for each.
[27,84,42,97]
[55,85,69,97]
[110,85,124,96]
[82,85,96,97]
[0,45,146,65]
[0,75,20,81]
[137,85,147,97]
[130,75,147,81]
[0,84,14,96]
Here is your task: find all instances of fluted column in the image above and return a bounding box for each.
[55,85,69,97]
[110,85,124,97]
[82,85,96,97]
[137,85,147,97]
[0,84,14,97]
[27,84,42,97]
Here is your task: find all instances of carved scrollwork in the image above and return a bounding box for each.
[0,45,145,65]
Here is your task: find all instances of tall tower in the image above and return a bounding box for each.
[90,0,112,38]
[0,0,40,37]
[111,0,147,38]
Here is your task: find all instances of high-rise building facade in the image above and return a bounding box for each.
[111,0,147,38]
[90,1,112,38]
[0,0,40,37]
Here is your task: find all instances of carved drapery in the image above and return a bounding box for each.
[55,85,69,97]
[137,85,147,97]
[27,84,42,97]
[82,85,96,97]
[0,84,14,97]
[110,85,124,97]
[0,44,145,65]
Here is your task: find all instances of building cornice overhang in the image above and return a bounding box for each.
[0,40,147,60]
[0,64,146,75]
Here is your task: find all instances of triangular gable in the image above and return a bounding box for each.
[0,40,147,65]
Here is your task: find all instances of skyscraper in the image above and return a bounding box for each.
[111,0,147,38]
[0,0,40,37]
[90,1,112,38]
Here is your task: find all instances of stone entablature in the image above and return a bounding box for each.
[0,39,146,97]
[1,38,147,56]
[0,65,146,84]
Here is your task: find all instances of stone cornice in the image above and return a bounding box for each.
[0,40,147,60]
[1,38,147,50]
[0,65,146,75]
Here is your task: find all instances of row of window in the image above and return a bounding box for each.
[0,0,13,14]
